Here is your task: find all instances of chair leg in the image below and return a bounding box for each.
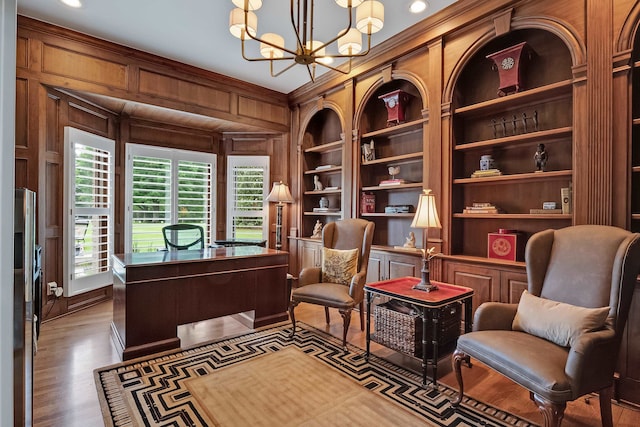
[359,301,365,331]
[599,385,614,427]
[324,306,330,324]
[450,349,469,407]
[338,308,352,350]
[531,393,565,427]
[288,300,300,339]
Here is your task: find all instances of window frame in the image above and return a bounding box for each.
[124,143,217,253]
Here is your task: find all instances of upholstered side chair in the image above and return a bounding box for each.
[289,218,375,349]
[451,225,640,427]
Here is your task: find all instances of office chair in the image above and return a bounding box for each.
[162,224,205,250]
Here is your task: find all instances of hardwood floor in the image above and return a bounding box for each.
[33,300,640,427]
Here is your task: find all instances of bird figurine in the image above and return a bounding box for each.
[388,166,400,180]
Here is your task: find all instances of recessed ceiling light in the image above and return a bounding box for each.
[410,1,428,14]
[60,0,82,8]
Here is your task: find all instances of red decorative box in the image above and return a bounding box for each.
[487,229,524,261]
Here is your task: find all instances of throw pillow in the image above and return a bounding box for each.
[512,290,609,348]
[321,247,359,286]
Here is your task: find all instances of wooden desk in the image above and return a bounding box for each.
[365,277,473,387]
[111,247,289,361]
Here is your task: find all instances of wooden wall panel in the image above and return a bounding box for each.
[15,159,28,189]
[45,94,61,154]
[15,78,28,149]
[138,69,231,113]
[68,102,110,136]
[128,121,218,153]
[16,36,28,69]
[41,43,128,90]
[238,96,288,126]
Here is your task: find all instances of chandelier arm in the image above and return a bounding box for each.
[308,4,354,56]
[270,59,299,78]
[313,58,351,75]
[291,0,305,53]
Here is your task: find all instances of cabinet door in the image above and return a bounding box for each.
[444,262,500,315]
[617,280,640,405]
[366,250,385,282]
[500,270,528,303]
[299,240,322,271]
[386,253,421,279]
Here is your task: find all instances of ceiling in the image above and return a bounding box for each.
[17,0,458,95]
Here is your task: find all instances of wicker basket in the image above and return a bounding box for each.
[373,301,422,357]
[373,300,462,358]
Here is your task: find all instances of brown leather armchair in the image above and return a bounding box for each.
[289,218,375,349]
[451,225,640,427]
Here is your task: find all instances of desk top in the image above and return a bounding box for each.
[365,277,473,308]
[113,246,285,268]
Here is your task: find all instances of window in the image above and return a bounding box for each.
[64,127,115,297]
[125,144,216,252]
[226,156,270,241]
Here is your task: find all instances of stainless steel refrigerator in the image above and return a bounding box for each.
[14,188,37,427]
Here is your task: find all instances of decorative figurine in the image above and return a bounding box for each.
[310,220,323,239]
[313,175,324,191]
[362,140,375,162]
[534,143,548,172]
[388,166,400,180]
[404,231,416,248]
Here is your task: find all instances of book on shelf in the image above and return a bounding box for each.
[312,207,340,213]
[315,164,336,170]
[379,179,406,186]
[471,169,502,178]
[463,203,500,214]
[463,208,500,214]
[323,186,340,190]
[529,208,563,214]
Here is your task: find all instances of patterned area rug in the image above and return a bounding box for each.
[94,323,538,427]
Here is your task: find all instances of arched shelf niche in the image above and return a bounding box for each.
[448,28,574,260]
[356,77,427,248]
[299,106,345,238]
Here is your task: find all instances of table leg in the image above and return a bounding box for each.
[431,308,440,388]
[421,307,428,387]
[464,296,473,333]
[366,291,371,361]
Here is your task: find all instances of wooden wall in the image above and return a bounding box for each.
[15,16,291,320]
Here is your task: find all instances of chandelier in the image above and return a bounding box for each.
[228,0,384,81]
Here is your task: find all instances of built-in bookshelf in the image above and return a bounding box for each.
[450,29,574,260]
[357,80,425,247]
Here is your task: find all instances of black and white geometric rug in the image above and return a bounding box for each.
[94,322,538,426]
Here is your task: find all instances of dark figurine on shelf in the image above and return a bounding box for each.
[534,143,548,172]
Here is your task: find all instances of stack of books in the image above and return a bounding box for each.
[379,179,406,186]
[315,164,336,170]
[471,169,502,178]
[463,202,501,214]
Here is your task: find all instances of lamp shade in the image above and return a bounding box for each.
[410,189,441,229]
[260,33,285,59]
[356,1,384,34]
[266,181,294,203]
[338,28,363,55]
[229,8,257,39]
[232,0,262,11]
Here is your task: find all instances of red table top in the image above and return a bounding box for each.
[365,276,473,307]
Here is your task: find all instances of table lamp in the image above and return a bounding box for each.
[266,181,294,250]
[410,189,442,291]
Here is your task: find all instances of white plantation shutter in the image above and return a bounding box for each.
[125,144,216,253]
[64,127,115,297]
[226,156,269,241]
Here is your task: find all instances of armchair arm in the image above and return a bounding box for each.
[348,271,367,304]
[298,267,322,287]
[565,328,617,398]
[473,302,518,332]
